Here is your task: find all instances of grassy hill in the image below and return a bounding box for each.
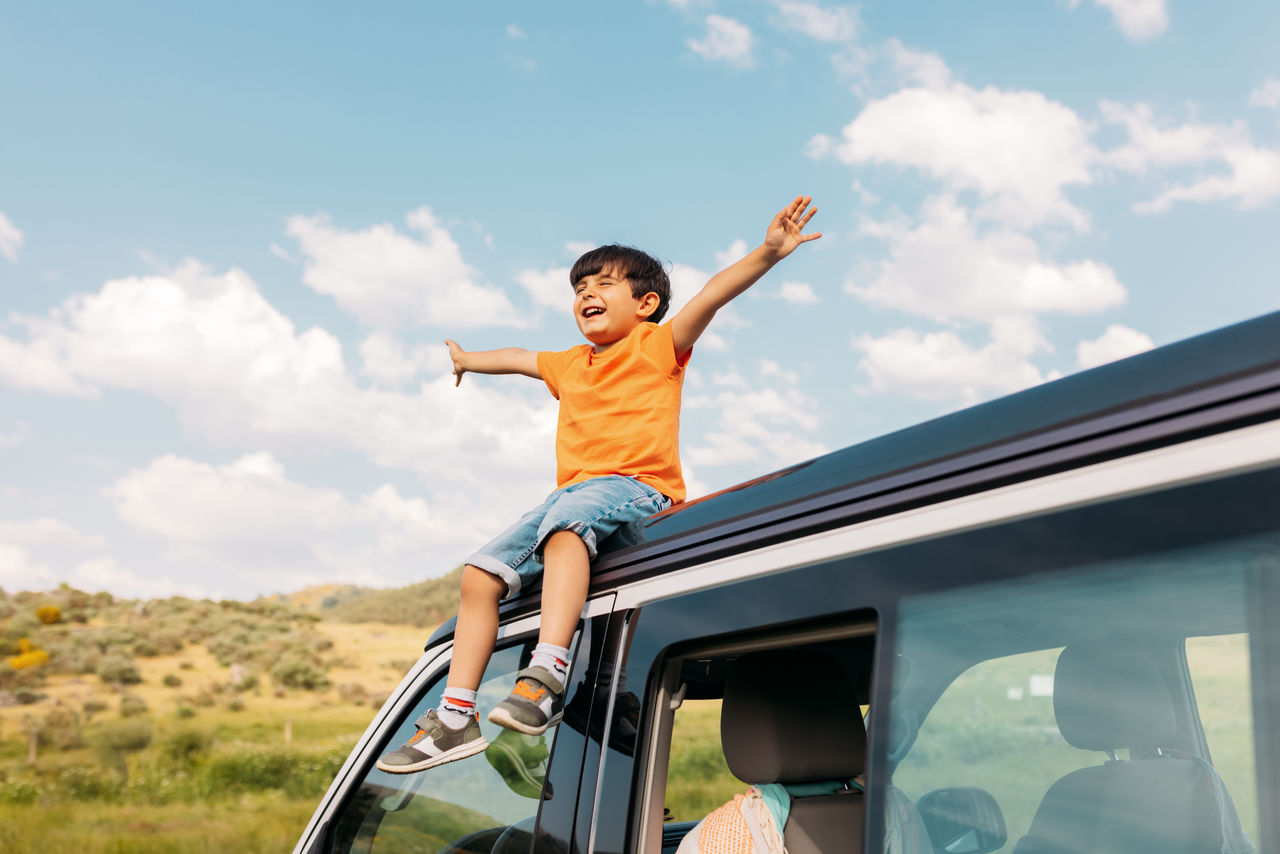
[266,566,463,628]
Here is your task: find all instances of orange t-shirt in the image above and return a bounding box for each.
[536,321,690,503]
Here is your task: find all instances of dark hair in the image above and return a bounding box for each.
[569,245,672,324]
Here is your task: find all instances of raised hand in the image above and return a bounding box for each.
[763,195,821,260]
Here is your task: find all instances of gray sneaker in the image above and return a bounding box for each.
[376,709,489,774]
[487,666,565,735]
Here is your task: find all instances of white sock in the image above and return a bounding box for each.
[438,687,478,730]
[530,642,570,684]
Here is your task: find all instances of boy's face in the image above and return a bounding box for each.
[572,267,660,351]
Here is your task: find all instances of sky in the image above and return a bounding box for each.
[2,1,1278,601]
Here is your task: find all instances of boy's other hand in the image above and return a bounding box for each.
[445,339,466,386]
[763,195,821,261]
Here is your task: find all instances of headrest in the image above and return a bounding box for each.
[720,649,866,784]
[1053,639,1177,752]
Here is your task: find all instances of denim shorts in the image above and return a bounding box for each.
[467,475,671,599]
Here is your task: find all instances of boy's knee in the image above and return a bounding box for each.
[461,564,506,602]
[544,529,588,553]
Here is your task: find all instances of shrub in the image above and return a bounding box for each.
[40,707,84,750]
[15,689,44,705]
[175,704,196,719]
[118,694,148,718]
[35,604,62,624]
[94,718,152,780]
[179,661,194,670]
[56,766,118,801]
[132,638,160,657]
[162,726,213,767]
[82,698,108,716]
[270,655,330,691]
[97,654,141,685]
[227,698,245,712]
[0,778,39,805]
[162,674,182,688]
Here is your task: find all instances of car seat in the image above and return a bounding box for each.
[1013,639,1254,854]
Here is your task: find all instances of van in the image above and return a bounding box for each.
[293,310,1280,854]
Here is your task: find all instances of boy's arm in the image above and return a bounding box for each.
[446,339,541,386]
[670,195,821,358]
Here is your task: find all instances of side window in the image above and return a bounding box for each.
[327,639,561,854]
[888,541,1272,854]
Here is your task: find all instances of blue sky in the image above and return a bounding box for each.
[2,0,1278,600]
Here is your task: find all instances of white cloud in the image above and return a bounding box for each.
[813,72,1097,230]
[69,557,211,600]
[714,238,749,269]
[772,1,858,43]
[687,15,755,67]
[0,210,22,262]
[108,452,493,591]
[851,195,1127,322]
[0,260,559,501]
[0,421,32,448]
[1068,0,1169,41]
[286,207,526,329]
[269,242,296,263]
[1076,324,1154,369]
[774,281,820,305]
[0,518,107,550]
[506,24,528,39]
[1101,101,1280,212]
[516,265,572,312]
[883,39,952,90]
[685,361,827,469]
[0,543,56,592]
[1250,78,1280,110]
[0,517,108,594]
[854,316,1061,404]
[358,332,447,386]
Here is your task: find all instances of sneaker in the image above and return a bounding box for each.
[484,729,549,799]
[487,665,565,735]
[375,708,489,774]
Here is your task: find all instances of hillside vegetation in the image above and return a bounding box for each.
[0,580,443,853]
[275,566,464,627]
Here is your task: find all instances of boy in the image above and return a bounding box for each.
[377,195,820,773]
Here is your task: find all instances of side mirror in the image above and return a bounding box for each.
[916,787,1007,854]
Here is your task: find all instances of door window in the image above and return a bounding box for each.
[326,639,561,854]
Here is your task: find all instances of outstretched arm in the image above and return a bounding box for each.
[669,195,821,358]
[446,339,541,386]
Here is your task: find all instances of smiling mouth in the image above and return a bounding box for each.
[582,307,604,318]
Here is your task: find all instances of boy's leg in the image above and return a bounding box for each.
[489,530,589,734]
[447,565,508,690]
[376,564,505,774]
[537,530,591,649]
